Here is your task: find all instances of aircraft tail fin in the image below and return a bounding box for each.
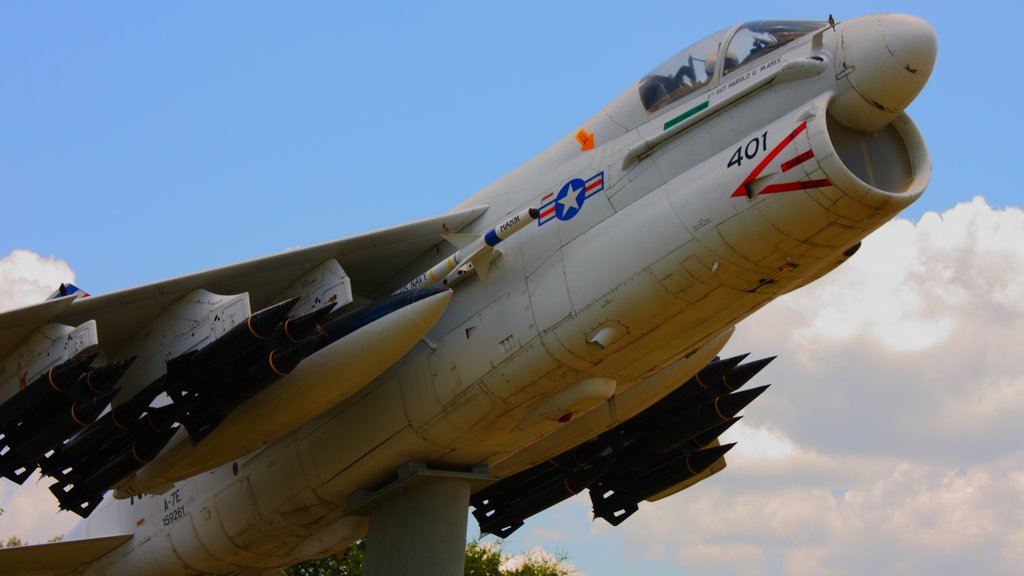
[45,283,90,301]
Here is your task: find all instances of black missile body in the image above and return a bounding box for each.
[177,336,322,444]
[471,355,774,536]
[67,357,136,402]
[164,297,300,393]
[171,290,445,445]
[44,383,161,474]
[477,464,609,537]
[0,353,97,432]
[646,385,769,454]
[318,288,448,343]
[277,302,337,344]
[590,443,736,525]
[52,426,178,517]
[651,354,749,414]
[0,388,119,484]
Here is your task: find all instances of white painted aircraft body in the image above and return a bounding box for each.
[0,13,936,576]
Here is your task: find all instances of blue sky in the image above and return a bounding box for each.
[3,2,1023,575]
[1,1,1012,294]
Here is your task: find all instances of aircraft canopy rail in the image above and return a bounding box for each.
[638,20,827,114]
[723,20,828,76]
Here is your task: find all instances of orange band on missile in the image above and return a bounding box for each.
[686,454,698,476]
[564,477,577,495]
[48,368,61,392]
[131,445,148,464]
[112,409,130,430]
[428,268,440,282]
[247,315,267,339]
[268,352,288,377]
[695,372,708,389]
[283,319,298,343]
[87,371,101,394]
[714,397,727,420]
[722,375,734,391]
[71,404,87,427]
[316,323,327,337]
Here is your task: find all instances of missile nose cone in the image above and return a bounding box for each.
[249,297,302,338]
[50,353,100,391]
[72,388,120,425]
[691,416,742,449]
[721,356,775,392]
[834,14,937,131]
[282,302,337,343]
[267,337,321,376]
[78,356,136,396]
[713,385,770,420]
[684,442,736,475]
[694,353,749,389]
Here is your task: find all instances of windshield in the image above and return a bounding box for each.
[723,20,826,75]
[638,27,728,114]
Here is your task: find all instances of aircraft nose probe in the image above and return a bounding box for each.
[833,14,937,131]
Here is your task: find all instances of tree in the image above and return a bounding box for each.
[286,539,365,576]
[286,538,576,576]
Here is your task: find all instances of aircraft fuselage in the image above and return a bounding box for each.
[68,14,936,575]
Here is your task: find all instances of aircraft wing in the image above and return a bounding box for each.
[0,534,132,576]
[0,205,488,360]
[0,205,486,514]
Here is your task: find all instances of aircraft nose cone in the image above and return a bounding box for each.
[879,14,938,86]
[834,14,937,131]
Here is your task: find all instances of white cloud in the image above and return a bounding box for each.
[0,249,75,313]
[501,545,582,576]
[0,471,81,545]
[0,250,83,544]
[601,198,1024,575]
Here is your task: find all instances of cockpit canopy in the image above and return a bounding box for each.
[638,20,826,114]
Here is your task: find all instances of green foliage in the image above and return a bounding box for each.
[464,540,503,576]
[285,539,364,576]
[286,538,574,576]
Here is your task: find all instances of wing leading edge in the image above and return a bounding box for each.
[0,205,488,364]
[0,534,132,576]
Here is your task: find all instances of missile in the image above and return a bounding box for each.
[275,301,337,344]
[44,383,161,474]
[475,437,613,505]
[0,388,119,484]
[646,385,768,454]
[654,354,750,413]
[474,363,769,508]
[166,297,300,384]
[607,415,743,476]
[688,416,742,450]
[472,355,770,536]
[719,356,775,393]
[319,288,449,343]
[179,336,322,444]
[396,206,539,293]
[52,426,178,517]
[0,353,98,431]
[591,443,736,526]
[477,464,609,537]
[48,404,180,483]
[68,357,136,402]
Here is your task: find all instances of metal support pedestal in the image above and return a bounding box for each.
[348,462,494,576]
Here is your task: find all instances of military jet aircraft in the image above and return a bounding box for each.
[0,13,935,576]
